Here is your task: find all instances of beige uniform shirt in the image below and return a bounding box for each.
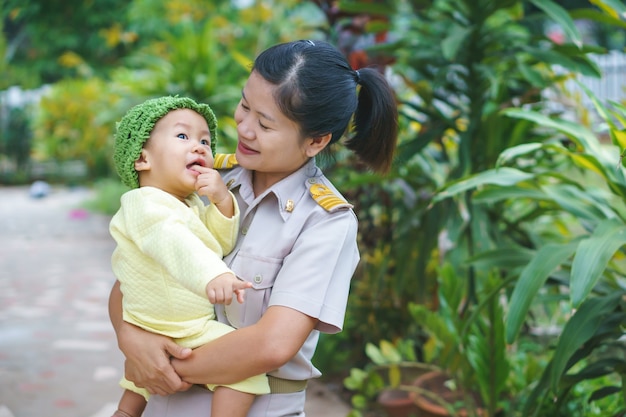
[215,158,360,382]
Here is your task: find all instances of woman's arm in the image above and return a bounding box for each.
[172,305,317,385]
[109,280,193,395]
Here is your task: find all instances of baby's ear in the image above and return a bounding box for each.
[134,149,150,172]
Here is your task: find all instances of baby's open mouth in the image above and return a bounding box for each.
[187,160,205,169]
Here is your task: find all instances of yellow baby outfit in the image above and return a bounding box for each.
[110,186,269,399]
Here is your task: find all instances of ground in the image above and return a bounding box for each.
[0,185,351,417]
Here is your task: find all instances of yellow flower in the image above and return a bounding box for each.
[58,51,84,68]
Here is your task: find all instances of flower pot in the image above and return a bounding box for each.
[377,388,419,417]
[410,371,485,417]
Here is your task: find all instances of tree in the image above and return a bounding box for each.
[2,0,136,86]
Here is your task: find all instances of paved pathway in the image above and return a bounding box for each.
[0,185,350,417]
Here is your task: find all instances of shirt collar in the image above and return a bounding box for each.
[271,159,319,221]
[229,159,320,221]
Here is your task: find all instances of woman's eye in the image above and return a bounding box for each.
[259,121,268,130]
[177,133,188,140]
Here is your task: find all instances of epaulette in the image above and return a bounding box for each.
[214,153,238,169]
[308,180,353,212]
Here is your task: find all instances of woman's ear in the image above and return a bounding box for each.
[134,149,151,172]
[305,133,332,158]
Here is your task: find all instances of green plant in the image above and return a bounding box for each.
[32,77,120,179]
[408,263,510,416]
[2,0,136,85]
[338,1,626,414]
[390,0,608,316]
[433,84,626,414]
[333,0,612,361]
[343,339,436,417]
[0,105,32,175]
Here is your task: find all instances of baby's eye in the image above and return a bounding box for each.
[200,139,211,146]
[177,133,188,140]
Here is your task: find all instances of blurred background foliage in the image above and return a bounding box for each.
[2,0,626,415]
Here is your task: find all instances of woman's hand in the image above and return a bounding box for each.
[118,320,193,395]
[110,281,192,395]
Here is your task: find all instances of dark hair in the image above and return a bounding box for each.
[252,40,398,173]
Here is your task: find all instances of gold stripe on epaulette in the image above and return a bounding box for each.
[214,153,238,169]
[309,183,353,212]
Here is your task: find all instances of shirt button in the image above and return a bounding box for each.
[307,178,317,184]
[254,274,263,284]
[241,226,249,235]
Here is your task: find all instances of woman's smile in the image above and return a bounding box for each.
[237,141,258,155]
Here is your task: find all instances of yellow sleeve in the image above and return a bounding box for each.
[189,192,239,255]
[113,188,233,297]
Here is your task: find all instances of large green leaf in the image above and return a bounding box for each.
[542,183,618,222]
[577,82,626,154]
[337,0,395,14]
[591,0,626,17]
[549,292,623,392]
[500,111,626,197]
[523,46,601,77]
[503,108,603,154]
[607,101,626,139]
[505,242,579,343]
[473,186,547,204]
[496,139,619,194]
[564,357,626,383]
[467,280,510,410]
[570,219,626,306]
[467,247,535,270]
[517,60,548,87]
[530,0,582,48]
[433,167,535,202]
[566,152,612,181]
[495,142,543,168]
[441,24,473,61]
[570,9,626,30]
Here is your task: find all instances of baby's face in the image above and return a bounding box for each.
[137,109,214,200]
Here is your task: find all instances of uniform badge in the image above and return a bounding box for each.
[308,180,353,212]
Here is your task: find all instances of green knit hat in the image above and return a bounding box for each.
[113,96,218,189]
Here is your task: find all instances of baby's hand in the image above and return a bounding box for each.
[194,166,230,204]
[194,166,234,218]
[205,272,253,305]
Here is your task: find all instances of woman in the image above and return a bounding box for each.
[109,39,398,416]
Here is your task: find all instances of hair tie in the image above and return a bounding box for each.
[355,70,361,84]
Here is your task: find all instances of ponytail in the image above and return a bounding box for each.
[346,67,398,174]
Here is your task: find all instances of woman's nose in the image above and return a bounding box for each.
[237,118,255,141]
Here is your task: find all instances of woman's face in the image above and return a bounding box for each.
[234,71,317,191]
